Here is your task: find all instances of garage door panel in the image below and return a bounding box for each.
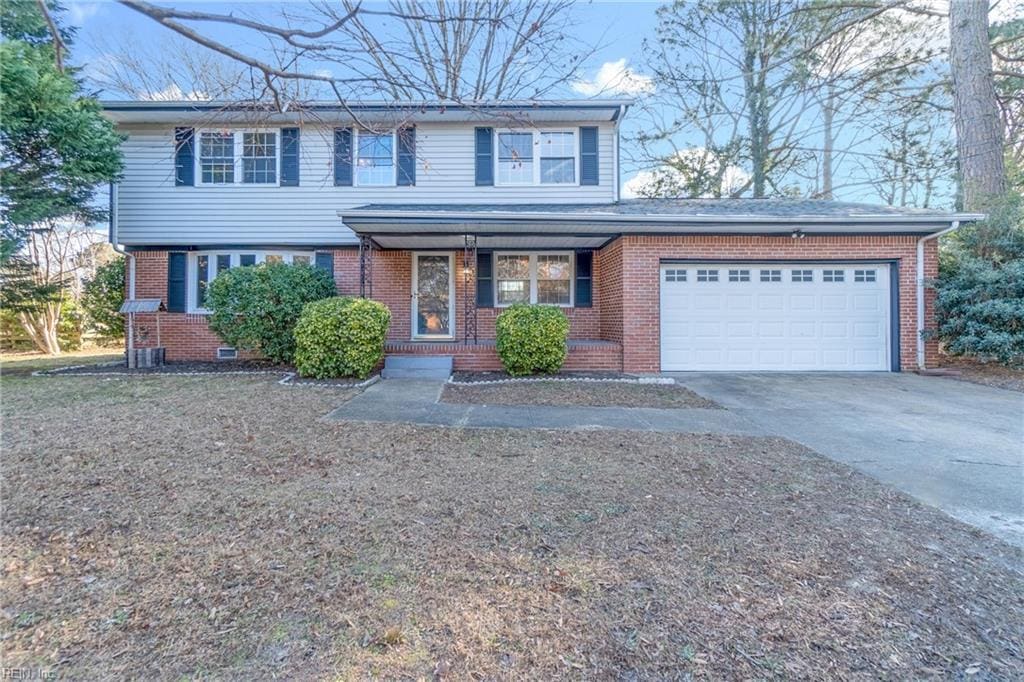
[661,263,890,372]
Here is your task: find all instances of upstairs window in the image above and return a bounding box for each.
[242,132,277,183]
[497,133,533,185]
[540,132,575,184]
[496,130,577,186]
[355,131,395,186]
[198,130,279,185]
[199,132,235,184]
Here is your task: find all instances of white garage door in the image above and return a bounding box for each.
[660,263,891,371]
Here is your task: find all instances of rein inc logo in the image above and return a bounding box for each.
[2,669,57,680]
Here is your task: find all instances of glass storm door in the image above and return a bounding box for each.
[413,254,453,338]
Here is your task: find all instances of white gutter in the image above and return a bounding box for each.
[108,183,136,366]
[916,220,961,369]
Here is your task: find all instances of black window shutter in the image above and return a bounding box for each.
[174,127,195,186]
[476,250,493,307]
[475,127,494,186]
[167,252,188,312]
[579,127,599,186]
[280,127,300,186]
[575,250,593,307]
[397,126,416,186]
[315,251,335,289]
[334,127,353,186]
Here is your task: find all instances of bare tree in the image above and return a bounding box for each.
[110,0,590,109]
[1,222,101,355]
[949,0,1007,209]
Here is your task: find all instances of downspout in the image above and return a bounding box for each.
[613,104,625,203]
[916,220,959,369]
[108,182,136,366]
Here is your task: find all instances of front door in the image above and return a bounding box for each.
[412,253,454,339]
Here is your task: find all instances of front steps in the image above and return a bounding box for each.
[382,355,453,380]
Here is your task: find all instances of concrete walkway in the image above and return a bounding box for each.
[326,379,767,435]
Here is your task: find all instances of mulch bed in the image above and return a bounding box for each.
[42,360,378,387]
[2,373,1021,679]
[936,356,1024,393]
[451,370,656,383]
[442,380,719,409]
[47,359,283,375]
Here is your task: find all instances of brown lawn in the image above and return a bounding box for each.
[2,367,1022,679]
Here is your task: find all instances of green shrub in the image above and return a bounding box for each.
[81,257,125,342]
[495,303,570,376]
[206,263,335,364]
[294,296,391,379]
[931,192,1024,366]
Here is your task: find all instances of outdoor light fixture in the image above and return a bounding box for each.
[791,229,806,239]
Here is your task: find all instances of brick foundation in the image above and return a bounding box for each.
[127,234,938,372]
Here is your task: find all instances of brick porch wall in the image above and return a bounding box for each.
[128,248,615,368]
[609,234,938,373]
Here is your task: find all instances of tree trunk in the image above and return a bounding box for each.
[821,86,834,200]
[18,305,62,356]
[948,0,1006,210]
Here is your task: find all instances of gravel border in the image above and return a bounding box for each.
[448,370,675,386]
[33,361,379,389]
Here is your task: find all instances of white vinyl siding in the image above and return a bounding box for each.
[114,122,616,246]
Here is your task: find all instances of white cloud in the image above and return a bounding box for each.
[142,84,208,102]
[623,149,750,199]
[68,2,100,26]
[572,59,654,97]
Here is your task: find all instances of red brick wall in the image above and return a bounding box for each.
[130,248,605,361]
[128,236,938,371]
[607,234,937,373]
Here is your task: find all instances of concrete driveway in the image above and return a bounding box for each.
[669,373,1024,548]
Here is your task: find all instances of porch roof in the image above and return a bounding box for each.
[339,199,983,248]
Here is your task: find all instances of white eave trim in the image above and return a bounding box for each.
[337,209,986,233]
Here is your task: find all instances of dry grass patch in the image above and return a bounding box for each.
[442,380,719,408]
[2,371,1022,679]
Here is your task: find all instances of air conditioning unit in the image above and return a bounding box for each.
[131,347,165,368]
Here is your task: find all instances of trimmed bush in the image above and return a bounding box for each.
[81,257,125,342]
[495,303,570,376]
[206,263,335,364]
[294,296,391,379]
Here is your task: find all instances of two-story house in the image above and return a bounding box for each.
[103,100,981,373]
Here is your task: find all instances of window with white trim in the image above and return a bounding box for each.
[823,269,845,282]
[199,132,235,184]
[540,132,575,184]
[188,250,315,313]
[792,269,813,282]
[495,253,573,306]
[355,131,395,186]
[760,269,782,282]
[496,130,577,186]
[854,269,876,282]
[242,132,277,183]
[728,269,750,282]
[198,130,279,185]
[497,133,533,185]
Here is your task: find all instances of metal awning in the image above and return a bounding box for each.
[119,299,165,313]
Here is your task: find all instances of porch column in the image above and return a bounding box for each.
[463,234,478,344]
[358,234,374,298]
